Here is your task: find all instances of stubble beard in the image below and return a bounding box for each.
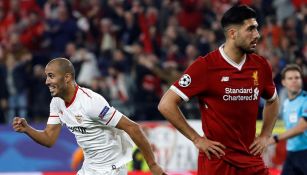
[239,45,255,54]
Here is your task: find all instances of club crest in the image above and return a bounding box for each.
[252,71,259,86]
[75,115,83,124]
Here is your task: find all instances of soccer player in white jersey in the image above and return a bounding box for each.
[12,58,165,175]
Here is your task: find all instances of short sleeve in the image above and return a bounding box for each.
[47,98,62,125]
[301,97,307,119]
[261,59,277,102]
[171,57,207,101]
[85,91,123,127]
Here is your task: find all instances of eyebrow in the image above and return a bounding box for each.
[246,24,258,29]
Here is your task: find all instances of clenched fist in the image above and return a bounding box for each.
[12,117,28,133]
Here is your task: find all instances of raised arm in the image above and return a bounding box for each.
[158,89,225,159]
[116,116,165,175]
[12,117,62,148]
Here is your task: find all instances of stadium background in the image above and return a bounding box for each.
[0,0,306,174]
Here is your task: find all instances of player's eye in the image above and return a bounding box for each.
[248,27,254,31]
[48,74,54,79]
[247,25,258,32]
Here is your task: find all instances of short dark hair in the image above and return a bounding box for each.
[221,5,257,30]
[281,64,303,79]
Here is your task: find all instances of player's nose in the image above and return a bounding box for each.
[254,30,260,39]
[45,77,50,85]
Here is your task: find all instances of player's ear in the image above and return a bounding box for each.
[227,27,237,40]
[64,73,72,83]
[281,79,286,87]
[228,28,237,39]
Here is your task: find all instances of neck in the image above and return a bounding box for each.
[62,83,77,104]
[223,42,245,64]
[288,89,301,100]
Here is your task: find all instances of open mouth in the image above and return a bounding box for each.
[49,86,56,92]
[250,43,257,49]
[251,39,258,46]
[251,41,257,46]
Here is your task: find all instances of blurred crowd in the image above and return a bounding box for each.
[0,0,306,124]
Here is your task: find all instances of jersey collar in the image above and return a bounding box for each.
[219,44,246,71]
[65,85,79,108]
[288,89,303,101]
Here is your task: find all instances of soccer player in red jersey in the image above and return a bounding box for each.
[158,5,279,175]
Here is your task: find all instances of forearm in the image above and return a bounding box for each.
[260,97,280,137]
[128,125,157,167]
[158,101,201,143]
[277,118,307,142]
[279,129,303,141]
[25,125,60,147]
[25,126,53,147]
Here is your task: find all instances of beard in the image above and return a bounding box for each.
[235,36,258,54]
[238,45,256,54]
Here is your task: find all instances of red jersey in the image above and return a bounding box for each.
[171,46,277,168]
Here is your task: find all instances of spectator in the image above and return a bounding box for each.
[106,62,135,117]
[29,64,50,121]
[0,0,305,125]
[4,52,31,123]
[0,46,8,123]
[65,43,101,88]
[44,3,78,57]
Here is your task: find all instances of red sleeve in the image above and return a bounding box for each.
[171,57,208,101]
[261,59,277,101]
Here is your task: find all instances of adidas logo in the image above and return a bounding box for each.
[221,76,229,82]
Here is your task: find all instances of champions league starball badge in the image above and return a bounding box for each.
[179,74,191,87]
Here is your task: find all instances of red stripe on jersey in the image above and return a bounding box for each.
[79,86,92,98]
[106,110,116,125]
[49,116,59,117]
[65,85,79,108]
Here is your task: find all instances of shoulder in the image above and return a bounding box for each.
[78,86,94,98]
[78,86,107,100]
[300,91,307,103]
[248,53,270,66]
[49,97,63,110]
[299,91,307,110]
[189,49,220,67]
[78,86,108,106]
[301,91,307,97]
[50,97,62,105]
[201,49,220,62]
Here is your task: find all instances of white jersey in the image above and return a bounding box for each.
[47,86,133,172]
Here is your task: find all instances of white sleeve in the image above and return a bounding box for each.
[47,98,62,125]
[85,92,123,127]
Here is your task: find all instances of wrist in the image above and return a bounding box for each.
[148,162,158,169]
[24,125,31,134]
[259,133,271,139]
[192,136,203,145]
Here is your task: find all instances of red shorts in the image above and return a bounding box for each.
[198,154,269,175]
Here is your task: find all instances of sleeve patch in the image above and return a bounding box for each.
[178,74,192,87]
[99,106,110,119]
